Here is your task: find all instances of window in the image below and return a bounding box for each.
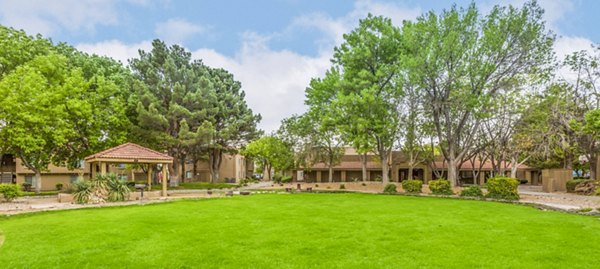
[186,171,193,179]
[70,175,79,183]
[25,175,36,186]
[116,164,126,169]
[118,174,128,181]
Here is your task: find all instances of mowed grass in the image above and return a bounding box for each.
[1,194,599,268]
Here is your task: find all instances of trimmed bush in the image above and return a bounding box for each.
[460,185,484,198]
[281,175,292,183]
[429,179,453,195]
[383,183,397,194]
[566,179,587,193]
[339,184,345,190]
[272,174,282,183]
[486,177,519,200]
[55,183,63,191]
[402,180,423,193]
[0,184,21,202]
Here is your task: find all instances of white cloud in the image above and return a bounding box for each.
[291,0,421,49]
[155,18,207,45]
[0,0,120,35]
[190,1,421,132]
[193,33,331,133]
[553,35,595,81]
[76,40,152,64]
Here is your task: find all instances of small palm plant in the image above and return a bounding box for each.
[72,173,130,204]
[72,180,92,204]
[106,174,130,202]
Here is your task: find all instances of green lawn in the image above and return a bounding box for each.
[1,194,599,268]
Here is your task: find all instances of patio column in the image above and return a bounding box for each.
[99,162,106,175]
[91,162,96,179]
[341,171,347,182]
[162,164,168,197]
[147,165,153,191]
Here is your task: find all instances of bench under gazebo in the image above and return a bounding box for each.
[84,143,174,197]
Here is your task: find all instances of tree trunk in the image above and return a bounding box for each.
[448,158,458,187]
[328,165,333,183]
[382,160,390,184]
[193,160,197,182]
[510,156,518,179]
[35,170,42,193]
[360,153,368,181]
[266,163,272,181]
[180,158,185,183]
[589,154,597,180]
[407,163,414,181]
[209,149,222,183]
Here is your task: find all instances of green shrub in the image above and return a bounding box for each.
[273,174,282,183]
[105,174,130,202]
[0,184,21,202]
[281,175,292,183]
[383,183,397,194]
[566,179,587,193]
[429,179,453,195]
[72,174,130,204]
[339,184,345,190]
[22,182,32,192]
[55,183,63,191]
[486,177,519,200]
[460,185,484,198]
[402,180,423,193]
[72,180,92,204]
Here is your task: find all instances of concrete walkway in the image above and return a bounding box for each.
[518,185,600,210]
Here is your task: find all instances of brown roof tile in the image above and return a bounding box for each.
[84,143,173,161]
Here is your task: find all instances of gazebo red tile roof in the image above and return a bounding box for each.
[84,143,173,162]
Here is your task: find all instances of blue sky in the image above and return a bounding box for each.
[0,0,598,132]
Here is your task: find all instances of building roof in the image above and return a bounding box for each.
[432,160,531,170]
[308,161,382,170]
[84,143,173,162]
[302,159,532,171]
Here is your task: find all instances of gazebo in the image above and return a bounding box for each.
[84,143,174,197]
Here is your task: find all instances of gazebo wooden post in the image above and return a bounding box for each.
[147,164,153,191]
[162,164,168,197]
[99,162,106,175]
[91,162,96,179]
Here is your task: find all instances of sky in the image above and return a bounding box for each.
[0,0,599,132]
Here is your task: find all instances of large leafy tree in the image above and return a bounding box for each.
[307,15,403,184]
[242,136,292,180]
[129,39,211,181]
[563,47,600,180]
[203,67,261,183]
[0,26,131,191]
[0,54,72,191]
[403,1,554,186]
[277,114,318,171]
[305,70,345,182]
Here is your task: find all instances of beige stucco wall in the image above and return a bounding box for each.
[15,174,81,191]
[183,153,247,182]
